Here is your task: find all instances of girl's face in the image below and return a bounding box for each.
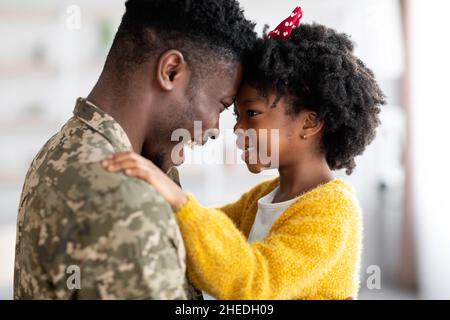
[233,83,310,173]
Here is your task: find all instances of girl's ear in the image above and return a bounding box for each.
[301,112,324,139]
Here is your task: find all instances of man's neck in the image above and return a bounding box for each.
[87,75,150,154]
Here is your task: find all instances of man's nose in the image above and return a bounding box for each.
[205,113,219,137]
[208,127,220,140]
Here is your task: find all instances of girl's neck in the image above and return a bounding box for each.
[274,156,333,203]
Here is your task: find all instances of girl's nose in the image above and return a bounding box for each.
[233,120,244,133]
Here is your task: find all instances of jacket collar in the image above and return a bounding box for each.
[73,97,133,152]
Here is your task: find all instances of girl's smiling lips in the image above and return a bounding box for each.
[243,145,257,152]
[235,132,257,151]
[236,141,257,152]
[240,145,258,162]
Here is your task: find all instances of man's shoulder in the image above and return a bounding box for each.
[28,116,115,177]
[73,165,173,220]
[23,116,173,220]
[52,158,174,223]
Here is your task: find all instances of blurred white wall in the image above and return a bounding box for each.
[410,0,450,299]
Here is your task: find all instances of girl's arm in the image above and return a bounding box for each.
[101,152,353,299]
[176,194,351,299]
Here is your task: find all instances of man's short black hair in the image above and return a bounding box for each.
[107,0,257,77]
[244,23,386,174]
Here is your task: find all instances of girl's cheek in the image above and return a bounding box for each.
[256,132,270,159]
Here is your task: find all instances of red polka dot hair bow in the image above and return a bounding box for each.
[268,6,303,40]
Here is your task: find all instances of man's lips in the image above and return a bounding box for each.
[184,137,205,148]
[185,139,198,149]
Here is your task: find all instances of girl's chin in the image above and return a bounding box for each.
[245,163,265,174]
[242,152,268,173]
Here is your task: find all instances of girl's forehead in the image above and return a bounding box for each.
[236,85,287,112]
[236,83,267,104]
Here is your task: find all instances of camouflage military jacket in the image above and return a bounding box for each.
[14,98,200,299]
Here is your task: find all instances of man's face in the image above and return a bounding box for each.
[147,61,242,171]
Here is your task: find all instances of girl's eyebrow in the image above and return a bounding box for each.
[236,98,261,106]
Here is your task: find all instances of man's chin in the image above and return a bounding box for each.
[168,147,185,168]
[169,159,185,169]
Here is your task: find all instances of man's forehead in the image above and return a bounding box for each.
[212,59,241,79]
[206,61,242,92]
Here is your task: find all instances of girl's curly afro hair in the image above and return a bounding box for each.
[244,23,386,174]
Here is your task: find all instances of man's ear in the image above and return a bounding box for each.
[156,50,188,91]
[301,111,324,138]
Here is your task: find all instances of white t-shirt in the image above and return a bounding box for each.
[203,185,299,300]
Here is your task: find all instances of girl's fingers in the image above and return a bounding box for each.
[107,151,137,162]
[101,152,160,186]
[103,152,159,172]
[103,158,141,172]
[124,168,154,184]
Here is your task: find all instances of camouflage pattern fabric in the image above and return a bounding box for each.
[14,98,198,300]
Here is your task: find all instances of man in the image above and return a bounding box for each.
[14,0,256,299]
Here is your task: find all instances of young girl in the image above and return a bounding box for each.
[102,8,385,300]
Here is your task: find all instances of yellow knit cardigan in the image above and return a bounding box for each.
[176,177,362,300]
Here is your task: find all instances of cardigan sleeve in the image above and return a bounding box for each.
[176,194,352,300]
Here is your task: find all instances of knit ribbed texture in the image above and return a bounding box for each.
[176,177,362,300]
